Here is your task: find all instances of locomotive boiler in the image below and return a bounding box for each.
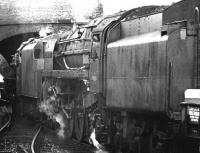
[12,0,200,152]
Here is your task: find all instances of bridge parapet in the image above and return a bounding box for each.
[0,23,73,42]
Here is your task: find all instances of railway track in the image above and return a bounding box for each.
[0,115,11,134]
[32,126,95,153]
[0,117,97,153]
[0,117,41,153]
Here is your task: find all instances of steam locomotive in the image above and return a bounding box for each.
[11,0,200,152]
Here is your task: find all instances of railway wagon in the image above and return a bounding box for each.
[12,0,200,152]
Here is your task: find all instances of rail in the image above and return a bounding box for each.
[29,125,94,153]
[31,126,42,153]
[0,115,11,132]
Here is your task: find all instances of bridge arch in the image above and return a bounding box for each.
[0,24,44,42]
[0,32,39,64]
[0,32,39,79]
[0,23,72,77]
[0,23,72,42]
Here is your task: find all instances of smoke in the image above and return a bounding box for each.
[89,129,109,153]
[39,96,66,138]
[90,128,101,149]
[39,96,55,118]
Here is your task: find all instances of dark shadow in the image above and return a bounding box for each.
[0,32,39,64]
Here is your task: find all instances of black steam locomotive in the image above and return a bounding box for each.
[11,0,200,152]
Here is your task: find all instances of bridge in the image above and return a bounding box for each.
[0,22,73,64]
[0,22,72,43]
[0,0,88,77]
[0,22,73,78]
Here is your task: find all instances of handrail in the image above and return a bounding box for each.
[58,38,91,44]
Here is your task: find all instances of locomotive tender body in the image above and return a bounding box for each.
[13,0,200,152]
[105,1,198,116]
[106,12,168,113]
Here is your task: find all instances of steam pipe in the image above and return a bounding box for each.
[62,57,86,70]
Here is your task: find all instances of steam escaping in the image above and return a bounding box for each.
[54,113,66,138]
[89,129,109,153]
[89,129,101,149]
[39,97,55,118]
[0,73,3,82]
[39,96,66,138]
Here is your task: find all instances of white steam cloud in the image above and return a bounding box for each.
[54,113,66,138]
[39,96,66,138]
[90,129,108,153]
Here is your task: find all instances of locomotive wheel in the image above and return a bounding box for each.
[74,109,85,141]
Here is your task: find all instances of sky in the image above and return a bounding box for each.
[6,0,182,21]
[69,0,181,18]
